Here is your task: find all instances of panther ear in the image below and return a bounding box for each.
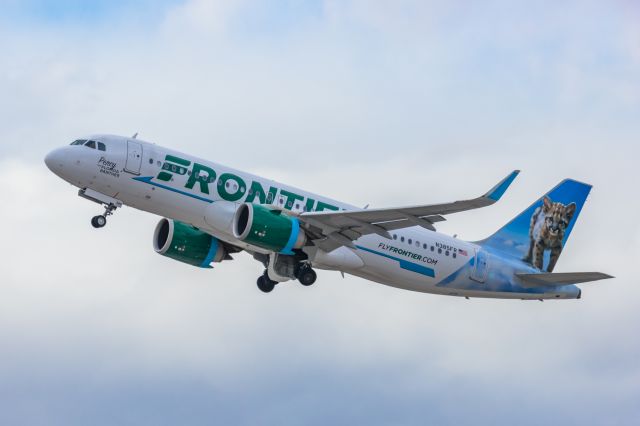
[565,202,577,220]
[542,196,553,212]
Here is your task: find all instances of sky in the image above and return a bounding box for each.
[0,0,639,425]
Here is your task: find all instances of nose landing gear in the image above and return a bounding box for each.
[91,203,118,229]
[91,215,107,228]
[78,188,122,229]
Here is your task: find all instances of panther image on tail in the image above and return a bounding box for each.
[523,196,576,272]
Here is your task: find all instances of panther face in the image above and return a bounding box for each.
[541,196,576,238]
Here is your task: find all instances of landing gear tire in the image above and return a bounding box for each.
[91,215,107,228]
[90,202,117,229]
[297,265,317,286]
[257,272,276,293]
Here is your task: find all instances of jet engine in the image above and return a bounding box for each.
[232,203,306,254]
[153,218,226,268]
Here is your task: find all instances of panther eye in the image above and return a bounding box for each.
[546,217,553,223]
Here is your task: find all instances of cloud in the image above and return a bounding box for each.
[1,157,639,425]
[163,0,247,35]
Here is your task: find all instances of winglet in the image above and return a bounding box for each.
[485,170,520,201]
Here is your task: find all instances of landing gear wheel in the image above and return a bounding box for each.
[90,202,118,229]
[297,265,317,286]
[91,215,107,228]
[257,273,276,293]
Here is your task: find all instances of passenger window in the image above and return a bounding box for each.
[393,234,397,240]
[431,246,434,251]
[423,243,427,249]
[85,140,96,149]
[97,142,106,151]
[453,253,457,259]
[408,239,412,244]
[445,251,449,256]
[400,236,405,242]
[416,241,420,248]
[438,248,442,254]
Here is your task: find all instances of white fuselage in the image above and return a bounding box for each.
[45,135,580,300]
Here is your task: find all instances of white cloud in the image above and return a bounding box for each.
[163,0,247,35]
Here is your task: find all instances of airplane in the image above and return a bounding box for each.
[44,134,612,299]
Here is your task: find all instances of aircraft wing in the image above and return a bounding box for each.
[516,272,614,288]
[299,170,520,251]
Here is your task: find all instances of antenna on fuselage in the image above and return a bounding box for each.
[132,132,138,139]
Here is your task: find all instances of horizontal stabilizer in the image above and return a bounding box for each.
[516,272,613,288]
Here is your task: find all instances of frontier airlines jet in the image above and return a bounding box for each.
[45,135,612,299]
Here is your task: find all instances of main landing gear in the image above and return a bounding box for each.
[296,264,317,286]
[257,271,277,293]
[255,262,318,293]
[254,253,318,293]
[91,203,118,229]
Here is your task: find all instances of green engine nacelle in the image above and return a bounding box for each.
[233,203,306,254]
[153,218,226,268]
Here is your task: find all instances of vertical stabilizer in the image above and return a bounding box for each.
[478,179,591,272]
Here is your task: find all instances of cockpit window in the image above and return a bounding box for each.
[70,140,87,146]
[97,142,106,151]
[85,140,96,149]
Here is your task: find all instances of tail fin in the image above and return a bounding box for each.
[478,179,592,272]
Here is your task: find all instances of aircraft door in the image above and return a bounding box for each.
[124,140,143,175]
[470,249,489,283]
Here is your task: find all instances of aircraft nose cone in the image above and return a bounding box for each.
[44,148,65,173]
